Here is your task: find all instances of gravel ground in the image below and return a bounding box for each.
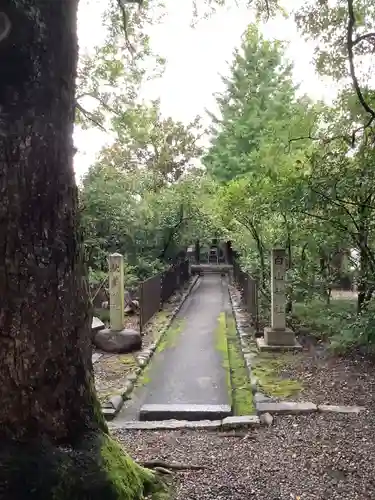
[114,412,375,499]
[280,347,375,408]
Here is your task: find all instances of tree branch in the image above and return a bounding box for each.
[353,32,375,46]
[138,460,205,471]
[116,0,136,57]
[286,126,368,152]
[295,209,350,233]
[310,186,363,240]
[75,103,106,131]
[76,92,121,117]
[347,0,375,124]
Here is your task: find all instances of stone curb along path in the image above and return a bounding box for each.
[227,285,368,422]
[109,414,260,431]
[108,404,367,432]
[101,275,201,421]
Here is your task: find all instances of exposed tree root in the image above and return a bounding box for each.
[139,459,205,471]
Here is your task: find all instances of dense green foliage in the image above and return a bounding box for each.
[79,0,375,352]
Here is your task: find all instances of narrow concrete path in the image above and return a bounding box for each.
[116,274,231,422]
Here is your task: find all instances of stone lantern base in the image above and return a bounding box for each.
[256,327,302,352]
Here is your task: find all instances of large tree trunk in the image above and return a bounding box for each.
[0,2,161,498]
[0,0,99,446]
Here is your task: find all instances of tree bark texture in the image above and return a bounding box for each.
[0,3,165,499]
[0,0,102,444]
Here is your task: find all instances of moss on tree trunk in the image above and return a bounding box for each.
[0,1,164,497]
[0,431,166,500]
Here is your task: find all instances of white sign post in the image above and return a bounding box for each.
[257,249,301,351]
[109,252,125,331]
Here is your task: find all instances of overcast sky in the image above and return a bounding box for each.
[75,0,335,179]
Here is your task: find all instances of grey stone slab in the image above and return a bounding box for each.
[256,336,302,352]
[183,420,222,429]
[102,408,117,420]
[139,404,232,421]
[221,416,260,428]
[92,316,105,332]
[110,419,222,430]
[318,404,366,414]
[257,401,317,414]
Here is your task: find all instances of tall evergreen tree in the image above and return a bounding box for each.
[203,24,299,182]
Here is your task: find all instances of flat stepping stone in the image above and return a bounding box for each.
[257,401,317,414]
[139,404,232,421]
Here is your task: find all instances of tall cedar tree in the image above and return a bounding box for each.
[203,24,298,182]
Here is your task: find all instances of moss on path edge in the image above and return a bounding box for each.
[216,312,255,415]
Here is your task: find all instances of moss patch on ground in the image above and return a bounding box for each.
[137,363,151,387]
[136,318,186,389]
[252,351,303,398]
[215,313,232,405]
[156,318,185,352]
[216,312,255,415]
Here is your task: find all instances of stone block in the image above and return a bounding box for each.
[137,357,147,367]
[113,420,221,430]
[221,415,260,428]
[107,394,124,410]
[257,401,317,414]
[256,336,302,352]
[102,408,117,421]
[139,403,232,421]
[264,327,297,346]
[318,404,366,414]
[184,420,222,429]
